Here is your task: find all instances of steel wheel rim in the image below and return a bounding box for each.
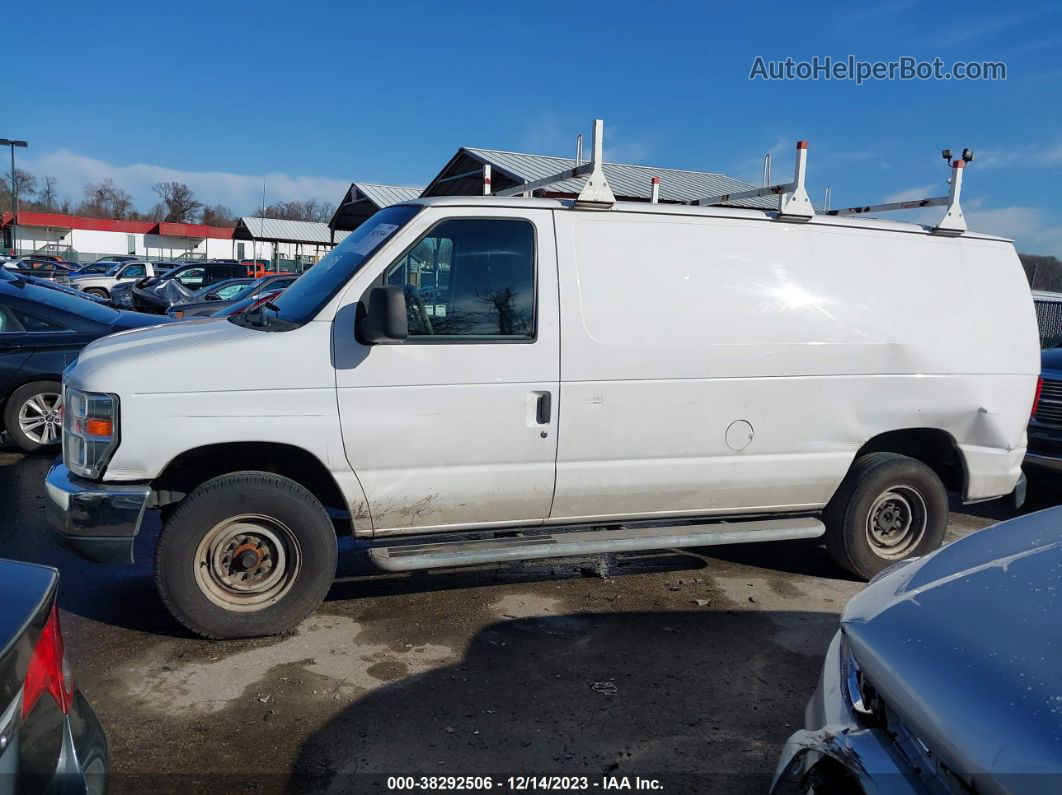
[866,485,927,559]
[194,515,301,612]
[18,391,63,445]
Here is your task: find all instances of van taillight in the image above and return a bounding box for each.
[1032,376,1044,418]
[21,604,74,718]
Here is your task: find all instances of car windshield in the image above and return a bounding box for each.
[3,278,121,322]
[189,278,252,299]
[267,205,420,325]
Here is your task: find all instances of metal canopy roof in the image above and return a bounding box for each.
[422,147,777,209]
[329,182,424,232]
[234,216,336,244]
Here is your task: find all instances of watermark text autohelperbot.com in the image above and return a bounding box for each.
[749,55,1006,85]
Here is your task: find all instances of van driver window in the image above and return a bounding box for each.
[383,219,535,339]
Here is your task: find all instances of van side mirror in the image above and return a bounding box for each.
[356,286,408,344]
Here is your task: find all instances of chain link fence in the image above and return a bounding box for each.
[1034,293,1062,349]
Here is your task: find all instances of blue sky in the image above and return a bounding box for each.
[6,0,1062,253]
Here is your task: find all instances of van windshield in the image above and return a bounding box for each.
[267,205,420,325]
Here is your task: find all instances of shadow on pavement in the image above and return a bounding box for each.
[288,608,835,795]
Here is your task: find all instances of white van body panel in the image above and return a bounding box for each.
[331,206,560,534]
[549,208,1037,522]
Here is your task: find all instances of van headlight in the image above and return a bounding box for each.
[63,387,119,479]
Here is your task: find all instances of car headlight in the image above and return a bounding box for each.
[62,387,119,479]
[840,635,884,727]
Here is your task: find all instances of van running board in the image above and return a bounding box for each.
[368,517,824,572]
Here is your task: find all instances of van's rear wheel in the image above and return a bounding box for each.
[155,472,337,639]
[824,453,947,580]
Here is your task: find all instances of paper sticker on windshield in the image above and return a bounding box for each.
[351,223,400,255]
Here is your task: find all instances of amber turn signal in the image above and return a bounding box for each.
[85,419,114,437]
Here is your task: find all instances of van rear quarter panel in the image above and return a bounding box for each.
[550,210,1038,522]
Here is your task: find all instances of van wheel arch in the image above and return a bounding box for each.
[152,442,352,535]
[846,427,966,497]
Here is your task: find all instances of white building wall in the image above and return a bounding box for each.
[12,227,67,252]
[71,229,139,257]
[13,223,334,264]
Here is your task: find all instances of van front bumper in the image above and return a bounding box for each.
[44,462,151,564]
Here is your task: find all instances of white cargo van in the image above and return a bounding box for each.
[45,138,1039,639]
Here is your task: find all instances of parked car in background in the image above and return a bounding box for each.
[0,559,108,792]
[90,255,139,265]
[168,274,297,319]
[240,258,272,277]
[130,262,246,313]
[209,287,286,318]
[73,261,118,275]
[0,276,171,452]
[773,508,1062,793]
[69,260,155,298]
[73,257,141,276]
[1023,346,1062,477]
[15,255,75,269]
[2,268,110,305]
[167,277,255,317]
[4,259,77,285]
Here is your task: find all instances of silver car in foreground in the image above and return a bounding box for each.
[773,508,1062,794]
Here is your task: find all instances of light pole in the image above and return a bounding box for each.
[0,138,28,256]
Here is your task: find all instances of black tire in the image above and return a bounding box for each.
[3,380,63,453]
[155,471,338,639]
[823,452,947,580]
[83,287,109,298]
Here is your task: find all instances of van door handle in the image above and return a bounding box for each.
[535,392,552,425]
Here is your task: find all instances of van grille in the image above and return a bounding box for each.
[1037,379,1062,426]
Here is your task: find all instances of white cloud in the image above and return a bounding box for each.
[975,141,1062,170]
[883,184,936,203]
[17,149,350,215]
[846,184,1062,255]
[965,205,1062,254]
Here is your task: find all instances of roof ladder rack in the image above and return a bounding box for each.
[493,119,616,208]
[826,149,972,235]
[693,140,814,220]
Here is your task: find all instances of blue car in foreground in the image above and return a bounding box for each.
[773,508,1062,793]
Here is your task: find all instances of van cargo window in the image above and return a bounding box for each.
[384,219,535,339]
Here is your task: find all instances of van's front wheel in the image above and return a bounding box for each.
[824,453,947,580]
[155,472,337,639]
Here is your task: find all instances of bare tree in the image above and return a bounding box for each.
[36,177,59,211]
[263,198,332,223]
[152,181,203,223]
[1020,253,1062,292]
[200,203,235,227]
[0,168,38,207]
[79,179,134,219]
